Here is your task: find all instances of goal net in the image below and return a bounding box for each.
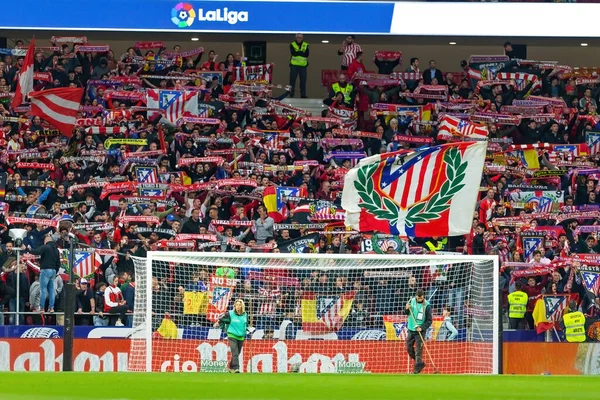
[129,253,499,374]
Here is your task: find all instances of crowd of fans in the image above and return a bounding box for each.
[0,34,597,335]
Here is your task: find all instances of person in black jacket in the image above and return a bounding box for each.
[541,117,578,144]
[94,282,109,326]
[423,60,443,85]
[519,119,544,144]
[76,278,95,326]
[6,263,29,325]
[29,235,60,313]
[472,223,487,255]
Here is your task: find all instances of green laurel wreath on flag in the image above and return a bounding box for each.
[354,148,468,229]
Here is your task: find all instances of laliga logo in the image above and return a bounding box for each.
[172,3,196,27]
[172,2,248,27]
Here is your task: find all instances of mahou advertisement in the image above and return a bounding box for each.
[0,339,491,373]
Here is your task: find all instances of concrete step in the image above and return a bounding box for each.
[281,97,327,116]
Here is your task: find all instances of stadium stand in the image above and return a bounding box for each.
[0,34,597,347]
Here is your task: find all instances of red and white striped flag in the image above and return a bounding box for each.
[73,251,99,278]
[321,291,356,331]
[28,87,84,136]
[497,72,542,92]
[437,115,488,141]
[12,38,35,109]
[146,89,198,125]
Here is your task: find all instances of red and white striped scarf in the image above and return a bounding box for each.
[496,72,541,92]
[234,63,274,83]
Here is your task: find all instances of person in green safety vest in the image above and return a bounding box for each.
[507,282,528,329]
[218,299,252,372]
[289,33,309,99]
[404,288,432,374]
[562,301,586,343]
[424,237,448,253]
[328,73,355,107]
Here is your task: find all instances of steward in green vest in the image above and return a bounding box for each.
[289,33,309,98]
[329,73,355,106]
[290,40,309,67]
[404,289,432,374]
[218,299,250,372]
[424,237,448,253]
[508,282,528,329]
[563,301,586,343]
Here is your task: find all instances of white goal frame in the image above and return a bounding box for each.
[140,252,500,374]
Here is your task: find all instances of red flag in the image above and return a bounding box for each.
[12,38,35,109]
[28,87,84,136]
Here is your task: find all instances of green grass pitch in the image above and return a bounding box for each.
[1,374,600,400]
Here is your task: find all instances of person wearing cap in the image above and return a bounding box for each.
[76,278,95,326]
[158,213,178,232]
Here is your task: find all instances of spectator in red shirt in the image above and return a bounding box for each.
[347,52,366,81]
[479,189,497,225]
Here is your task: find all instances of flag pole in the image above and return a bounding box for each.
[62,235,77,371]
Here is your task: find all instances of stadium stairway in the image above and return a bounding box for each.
[282,97,327,117]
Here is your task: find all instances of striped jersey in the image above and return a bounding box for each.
[341,43,362,68]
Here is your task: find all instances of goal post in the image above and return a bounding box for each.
[129,252,500,374]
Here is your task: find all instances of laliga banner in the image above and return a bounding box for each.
[206,276,236,322]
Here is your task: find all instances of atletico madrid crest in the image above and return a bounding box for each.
[342,141,487,237]
[354,146,467,236]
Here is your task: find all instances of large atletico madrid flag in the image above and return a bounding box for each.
[28,87,84,136]
[342,141,486,237]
